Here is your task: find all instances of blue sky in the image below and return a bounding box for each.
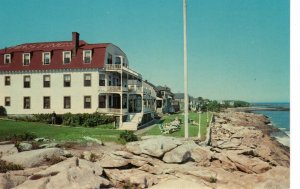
[0,0,289,102]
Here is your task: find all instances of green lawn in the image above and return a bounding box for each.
[143,112,212,139]
[0,119,123,143]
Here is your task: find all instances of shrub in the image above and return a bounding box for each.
[0,106,7,116]
[0,160,23,173]
[6,132,37,143]
[209,176,217,183]
[89,153,98,162]
[9,113,114,128]
[119,131,138,143]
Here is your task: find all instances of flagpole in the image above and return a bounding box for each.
[183,0,189,138]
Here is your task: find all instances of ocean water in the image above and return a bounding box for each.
[252,102,290,147]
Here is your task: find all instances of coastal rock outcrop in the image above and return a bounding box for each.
[0,144,18,157]
[125,136,182,157]
[0,111,290,189]
[1,148,64,168]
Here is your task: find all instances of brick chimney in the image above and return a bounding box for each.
[72,32,80,56]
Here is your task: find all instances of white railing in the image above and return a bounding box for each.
[97,108,128,114]
[98,108,121,114]
[128,85,143,93]
[99,86,128,93]
[105,64,122,70]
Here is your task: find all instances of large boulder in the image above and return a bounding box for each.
[225,152,271,173]
[0,144,18,157]
[126,136,182,157]
[190,146,214,166]
[98,153,129,168]
[14,157,108,189]
[1,148,64,168]
[104,168,158,188]
[163,141,197,163]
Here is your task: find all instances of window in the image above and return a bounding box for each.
[84,96,91,109]
[84,74,91,87]
[43,52,51,65]
[43,75,50,88]
[5,97,10,106]
[107,53,112,64]
[63,51,71,64]
[4,76,10,86]
[4,54,11,64]
[64,96,71,109]
[115,56,122,65]
[99,74,105,86]
[43,96,50,109]
[24,76,30,88]
[83,50,92,63]
[24,97,30,109]
[23,53,30,65]
[98,95,106,108]
[63,74,71,87]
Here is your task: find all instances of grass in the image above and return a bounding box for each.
[0,112,213,143]
[0,119,123,143]
[143,112,212,138]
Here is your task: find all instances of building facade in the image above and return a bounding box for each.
[0,32,150,130]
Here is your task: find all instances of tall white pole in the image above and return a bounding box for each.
[198,111,201,138]
[183,0,189,138]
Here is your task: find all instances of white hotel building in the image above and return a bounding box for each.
[0,32,154,130]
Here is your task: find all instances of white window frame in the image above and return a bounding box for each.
[114,55,123,65]
[42,52,51,65]
[4,54,11,64]
[83,50,92,63]
[23,53,31,66]
[63,51,71,64]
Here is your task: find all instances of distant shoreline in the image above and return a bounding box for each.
[228,106,290,112]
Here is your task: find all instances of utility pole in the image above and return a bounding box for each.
[198,111,202,138]
[183,0,189,138]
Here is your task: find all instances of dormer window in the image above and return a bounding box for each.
[63,51,71,64]
[43,52,51,65]
[115,56,122,65]
[23,53,30,66]
[4,54,11,64]
[83,50,92,63]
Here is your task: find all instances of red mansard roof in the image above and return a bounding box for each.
[0,33,111,72]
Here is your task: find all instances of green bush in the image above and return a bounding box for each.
[9,113,114,128]
[6,132,37,143]
[119,131,138,143]
[0,106,7,116]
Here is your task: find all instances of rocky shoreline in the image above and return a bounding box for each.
[0,111,289,189]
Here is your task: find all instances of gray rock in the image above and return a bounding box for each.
[225,151,271,174]
[126,136,182,157]
[83,136,102,145]
[39,143,59,149]
[190,146,214,166]
[34,138,49,142]
[98,153,129,168]
[0,144,18,157]
[18,142,32,151]
[104,168,158,188]
[163,141,197,163]
[1,148,64,168]
[14,157,108,189]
